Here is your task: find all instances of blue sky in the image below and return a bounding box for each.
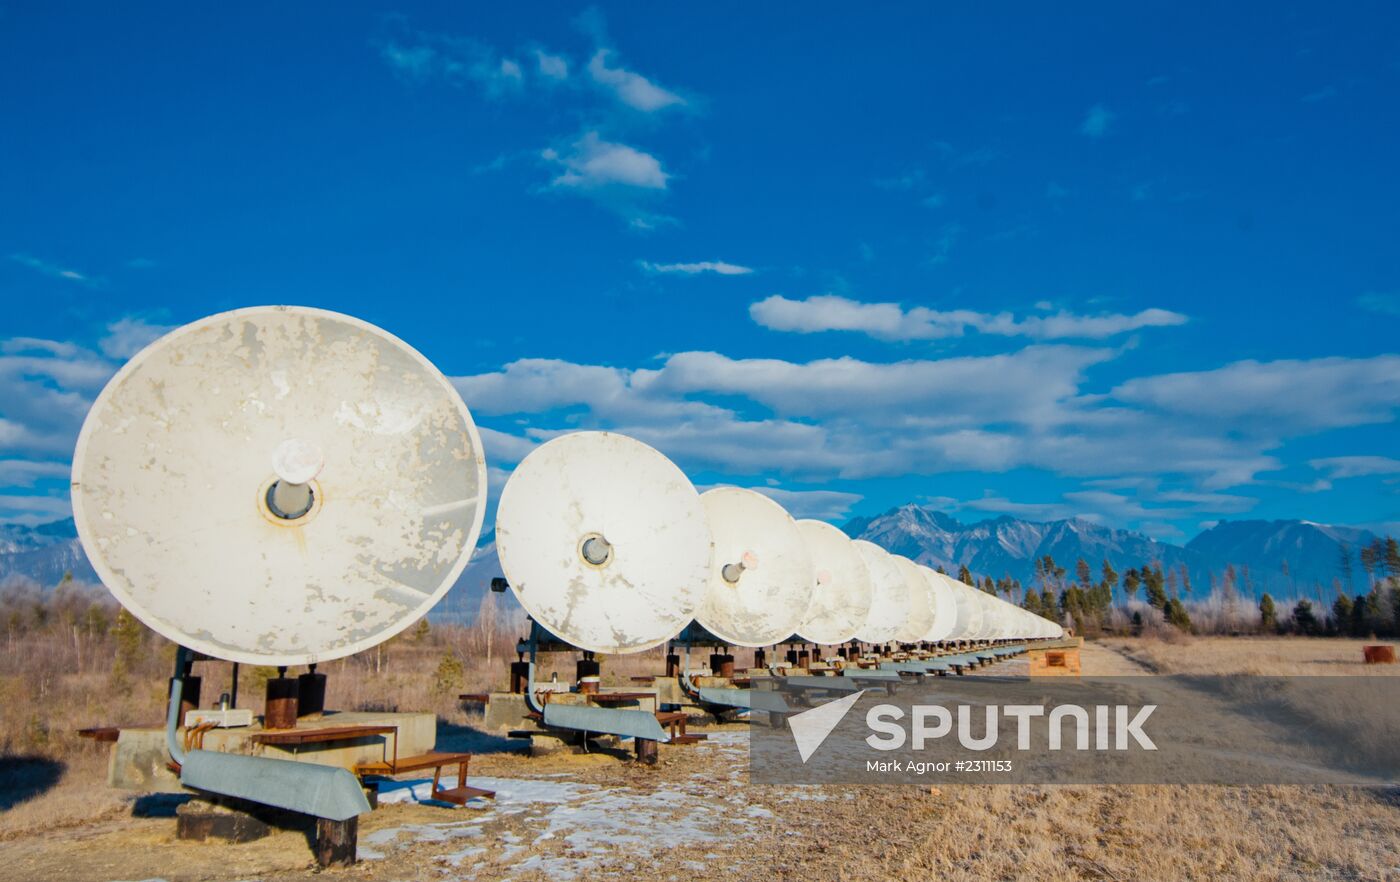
[2,2,1398,541]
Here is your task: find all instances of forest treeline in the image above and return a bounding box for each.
[944,536,1400,638]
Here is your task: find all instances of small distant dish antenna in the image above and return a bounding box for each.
[793,519,872,645]
[851,540,909,644]
[921,567,959,642]
[71,306,488,666]
[696,487,814,648]
[495,432,711,654]
[890,555,934,643]
[943,577,985,640]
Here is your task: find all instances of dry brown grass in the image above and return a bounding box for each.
[3,611,1399,880]
[1100,634,1399,676]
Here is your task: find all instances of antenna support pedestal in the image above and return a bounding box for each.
[264,678,299,730]
[576,658,601,694]
[709,653,735,678]
[296,670,326,719]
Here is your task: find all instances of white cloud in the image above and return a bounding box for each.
[476,426,539,466]
[450,341,1340,494]
[0,493,72,524]
[749,294,1187,341]
[1309,456,1400,479]
[379,35,525,97]
[640,260,752,276]
[543,131,669,190]
[535,50,569,80]
[586,49,684,111]
[381,42,438,80]
[99,317,174,360]
[725,486,863,521]
[1358,292,1400,316]
[1112,355,1400,432]
[0,460,69,487]
[1080,104,1114,137]
[9,253,92,285]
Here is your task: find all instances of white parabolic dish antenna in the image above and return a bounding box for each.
[71,306,488,667]
[890,555,935,643]
[495,431,712,655]
[793,519,872,645]
[851,540,909,644]
[697,487,815,648]
[921,567,959,642]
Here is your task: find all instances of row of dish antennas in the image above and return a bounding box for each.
[500,431,1062,657]
[72,305,1061,678]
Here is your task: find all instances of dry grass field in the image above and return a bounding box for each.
[2,629,1398,881]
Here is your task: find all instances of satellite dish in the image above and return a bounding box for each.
[793,519,872,645]
[851,540,908,644]
[890,555,934,643]
[921,567,959,642]
[697,487,814,648]
[71,306,488,666]
[495,432,711,655]
[943,578,984,640]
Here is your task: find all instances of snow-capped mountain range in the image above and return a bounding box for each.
[1,507,1388,616]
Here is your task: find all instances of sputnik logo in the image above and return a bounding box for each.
[787,689,865,762]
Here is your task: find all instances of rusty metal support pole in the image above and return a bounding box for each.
[576,656,601,694]
[634,738,659,764]
[264,671,299,730]
[314,816,358,867]
[716,652,739,680]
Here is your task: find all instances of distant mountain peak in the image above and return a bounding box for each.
[845,506,1381,601]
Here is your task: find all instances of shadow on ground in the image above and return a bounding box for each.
[436,720,529,755]
[0,756,64,812]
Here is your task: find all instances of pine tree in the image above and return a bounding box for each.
[1143,567,1169,610]
[1259,593,1278,631]
[1332,594,1354,634]
[1385,538,1400,583]
[1361,543,1378,587]
[1292,600,1320,635]
[1122,569,1141,601]
[1165,597,1193,632]
[1076,558,1092,588]
[958,564,973,584]
[1337,543,1355,593]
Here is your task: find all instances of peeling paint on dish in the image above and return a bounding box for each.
[495,431,711,655]
[696,486,814,648]
[70,306,487,666]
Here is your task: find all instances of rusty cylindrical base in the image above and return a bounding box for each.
[577,658,601,694]
[264,678,299,730]
[796,650,810,668]
[711,654,735,678]
[1363,645,1397,664]
[297,672,327,718]
[635,738,659,764]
